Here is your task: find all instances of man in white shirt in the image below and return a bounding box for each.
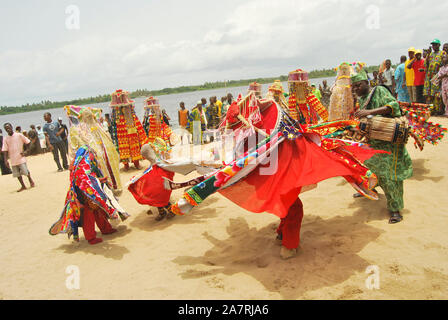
[380,59,396,94]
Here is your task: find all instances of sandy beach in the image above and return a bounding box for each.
[1,117,447,300]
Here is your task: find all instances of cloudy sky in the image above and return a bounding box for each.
[0,0,445,106]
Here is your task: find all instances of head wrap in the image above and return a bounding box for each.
[408,47,416,52]
[350,70,369,83]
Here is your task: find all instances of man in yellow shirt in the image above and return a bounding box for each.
[405,47,416,102]
[214,96,223,117]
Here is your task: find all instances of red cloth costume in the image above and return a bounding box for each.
[276,198,304,249]
[172,99,381,250]
[128,164,174,207]
[82,207,116,243]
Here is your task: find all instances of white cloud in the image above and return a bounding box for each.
[0,0,446,106]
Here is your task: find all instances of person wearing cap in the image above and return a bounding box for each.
[424,38,447,114]
[405,47,416,102]
[408,49,426,103]
[395,55,410,102]
[57,116,69,154]
[351,70,413,224]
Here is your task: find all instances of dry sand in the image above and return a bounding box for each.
[1,117,448,300]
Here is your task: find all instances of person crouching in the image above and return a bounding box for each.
[128,140,175,221]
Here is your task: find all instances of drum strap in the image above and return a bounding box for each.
[361,86,378,110]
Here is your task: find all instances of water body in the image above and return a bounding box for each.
[0,76,336,131]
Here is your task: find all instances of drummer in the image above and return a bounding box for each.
[351,69,413,224]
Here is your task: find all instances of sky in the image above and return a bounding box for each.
[0,0,446,106]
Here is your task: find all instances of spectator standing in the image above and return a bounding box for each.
[405,47,416,102]
[395,55,410,102]
[58,117,69,153]
[178,102,189,129]
[424,38,447,114]
[43,112,69,172]
[2,123,35,192]
[379,59,396,94]
[408,49,426,103]
[0,129,12,175]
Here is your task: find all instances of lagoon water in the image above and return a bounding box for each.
[0,77,335,131]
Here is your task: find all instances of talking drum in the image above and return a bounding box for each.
[358,115,410,144]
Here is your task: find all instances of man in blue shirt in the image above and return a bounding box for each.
[43,112,68,171]
[395,55,410,102]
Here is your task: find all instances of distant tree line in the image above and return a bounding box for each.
[0,65,381,115]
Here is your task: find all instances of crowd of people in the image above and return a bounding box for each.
[2,37,447,259]
[371,39,448,116]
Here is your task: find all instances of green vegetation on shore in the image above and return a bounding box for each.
[0,65,380,116]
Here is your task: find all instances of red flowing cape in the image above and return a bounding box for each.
[218,135,372,218]
[128,164,174,207]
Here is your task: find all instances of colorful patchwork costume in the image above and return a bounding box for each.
[109,89,147,170]
[288,69,329,125]
[65,105,123,194]
[170,92,382,256]
[142,96,173,145]
[49,145,129,244]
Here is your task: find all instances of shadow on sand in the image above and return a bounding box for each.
[172,209,384,299]
[130,195,220,232]
[409,159,444,182]
[54,225,131,260]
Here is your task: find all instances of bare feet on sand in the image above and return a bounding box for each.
[280,246,297,260]
[17,186,26,192]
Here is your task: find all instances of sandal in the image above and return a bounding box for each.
[389,212,403,224]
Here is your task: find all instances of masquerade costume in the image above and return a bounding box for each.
[128,139,174,213]
[328,62,356,121]
[142,96,173,145]
[109,89,147,169]
[266,80,289,113]
[65,105,122,194]
[170,90,382,252]
[287,69,329,124]
[49,145,129,243]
